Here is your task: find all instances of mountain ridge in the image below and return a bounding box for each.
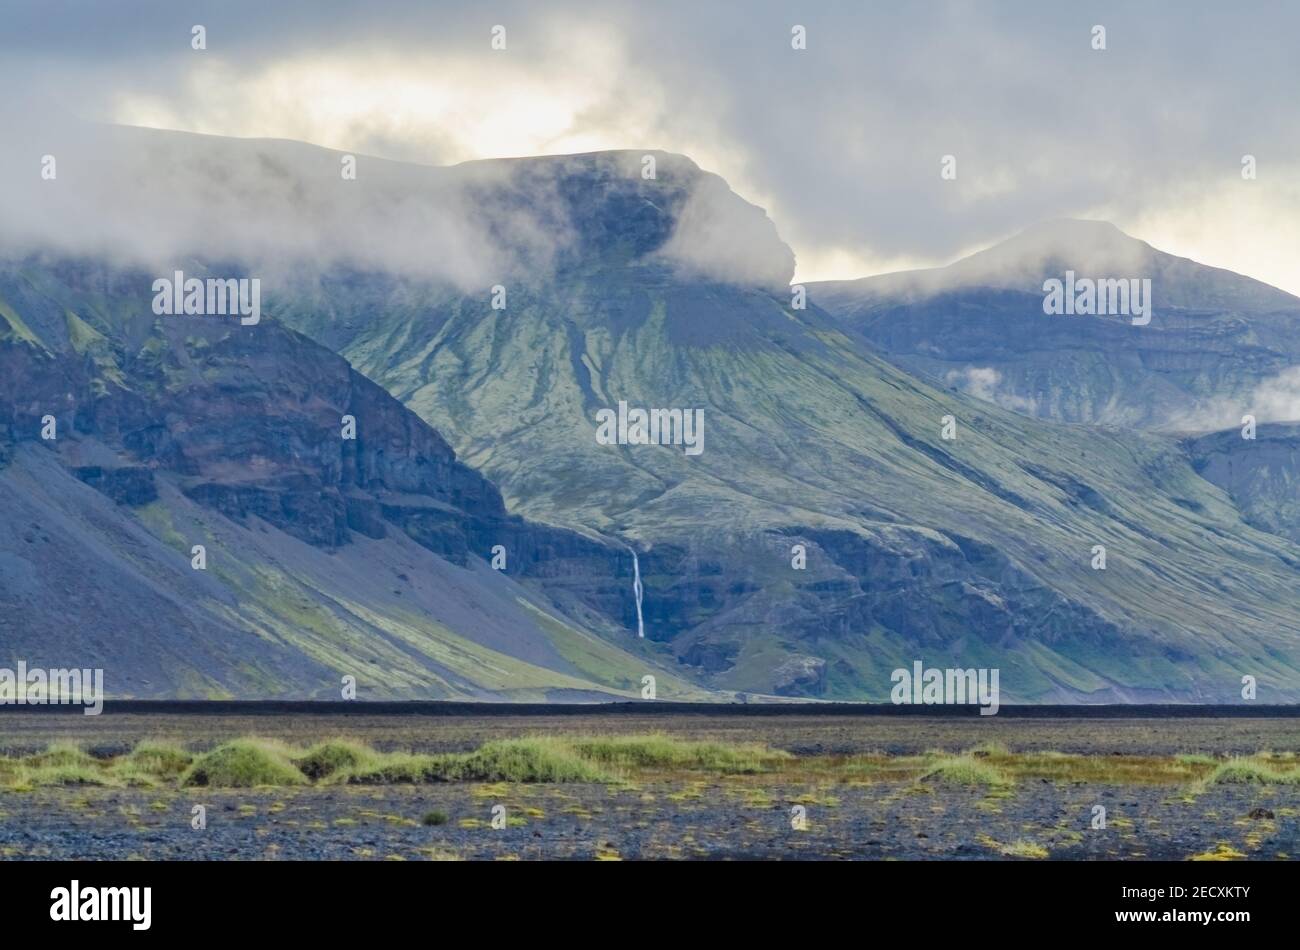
[808,220,1300,433]
[813,219,1300,313]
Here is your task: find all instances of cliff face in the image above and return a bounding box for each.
[0,274,503,549]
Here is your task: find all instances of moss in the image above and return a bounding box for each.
[1190,843,1249,861]
[0,296,47,350]
[1001,839,1049,859]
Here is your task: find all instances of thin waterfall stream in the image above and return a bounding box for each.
[631,550,645,639]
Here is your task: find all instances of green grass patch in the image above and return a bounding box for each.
[23,742,99,770]
[566,734,785,774]
[325,752,447,785]
[1206,758,1300,786]
[918,756,1011,787]
[457,738,611,782]
[22,764,113,787]
[293,740,377,780]
[16,742,114,787]
[116,741,193,781]
[329,738,611,784]
[181,739,307,788]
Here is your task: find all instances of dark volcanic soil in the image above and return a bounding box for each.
[2,782,1294,861]
[0,712,1295,860]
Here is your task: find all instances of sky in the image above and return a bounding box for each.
[3,0,1298,293]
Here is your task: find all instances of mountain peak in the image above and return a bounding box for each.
[989,218,1144,261]
[450,148,794,290]
[1009,217,1129,242]
[814,218,1297,314]
[945,218,1153,288]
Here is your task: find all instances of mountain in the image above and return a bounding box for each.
[3,126,1299,702]
[264,177,1300,702]
[808,220,1300,432]
[0,258,710,700]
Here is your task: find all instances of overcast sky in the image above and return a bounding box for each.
[4,0,1298,293]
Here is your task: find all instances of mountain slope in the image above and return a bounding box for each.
[0,259,708,700]
[266,185,1300,702]
[809,220,1300,432]
[1186,423,1300,546]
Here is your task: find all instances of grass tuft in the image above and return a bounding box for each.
[326,752,447,785]
[11,743,114,787]
[22,764,113,787]
[919,756,1011,787]
[24,742,98,770]
[452,739,610,783]
[965,741,1010,758]
[567,734,785,774]
[181,739,307,788]
[293,740,376,780]
[1206,758,1300,786]
[118,741,193,780]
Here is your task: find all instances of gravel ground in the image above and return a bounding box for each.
[1,782,1294,861]
[0,712,1295,860]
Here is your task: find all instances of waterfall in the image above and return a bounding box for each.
[631,550,645,639]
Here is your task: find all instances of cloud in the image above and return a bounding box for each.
[0,116,519,289]
[2,0,1299,292]
[1168,366,1300,433]
[0,112,791,295]
[106,25,667,168]
[653,171,794,290]
[944,366,1036,413]
[1253,367,1300,422]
